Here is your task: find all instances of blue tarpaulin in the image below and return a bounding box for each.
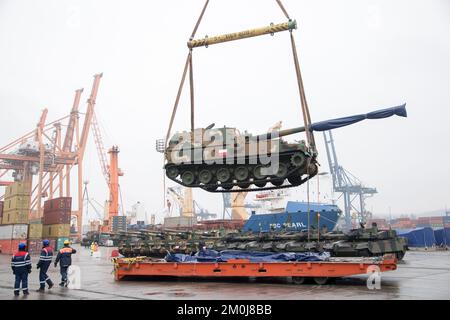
[434,227,450,246]
[165,250,330,263]
[396,227,436,247]
[309,104,407,132]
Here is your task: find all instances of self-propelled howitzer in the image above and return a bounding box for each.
[161,104,407,192]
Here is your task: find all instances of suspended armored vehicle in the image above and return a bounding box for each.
[161,105,407,192]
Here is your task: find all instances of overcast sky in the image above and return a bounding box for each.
[1,0,449,223]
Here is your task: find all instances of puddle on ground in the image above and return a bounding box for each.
[144,292,163,296]
[168,292,196,297]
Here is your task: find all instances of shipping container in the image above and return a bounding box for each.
[43,197,72,212]
[5,181,31,198]
[112,216,127,226]
[0,239,27,255]
[27,239,42,255]
[12,224,28,239]
[0,224,28,239]
[54,237,69,251]
[0,225,13,240]
[3,195,31,212]
[163,216,197,229]
[29,223,43,238]
[42,210,71,225]
[42,224,70,238]
[2,210,29,224]
[29,218,43,224]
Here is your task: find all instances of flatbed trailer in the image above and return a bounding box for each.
[113,255,397,285]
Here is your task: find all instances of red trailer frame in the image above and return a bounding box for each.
[113,255,397,284]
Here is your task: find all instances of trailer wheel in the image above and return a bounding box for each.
[395,251,405,260]
[292,277,305,285]
[313,277,328,285]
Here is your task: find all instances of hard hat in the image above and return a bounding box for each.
[18,243,26,250]
[43,239,50,246]
[63,240,70,245]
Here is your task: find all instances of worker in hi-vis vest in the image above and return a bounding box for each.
[36,239,54,292]
[11,243,32,296]
[54,240,77,287]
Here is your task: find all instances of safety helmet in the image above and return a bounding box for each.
[63,239,70,245]
[18,243,26,250]
[43,239,50,246]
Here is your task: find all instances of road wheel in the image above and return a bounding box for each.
[222,184,233,190]
[166,166,179,179]
[307,163,318,176]
[216,168,231,183]
[271,178,284,187]
[255,181,267,188]
[313,277,328,285]
[199,169,213,184]
[238,182,251,189]
[234,166,249,181]
[253,165,268,180]
[292,277,305,285]
[275,163,288,178]
[287,174,303,185]
[395,251,405,260]
[181,171,195,186]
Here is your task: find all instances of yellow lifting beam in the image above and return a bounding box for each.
[187,20,297,49]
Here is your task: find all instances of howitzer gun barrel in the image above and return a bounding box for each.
[257,104,407,140]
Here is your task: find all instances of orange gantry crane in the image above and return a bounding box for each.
[0,73,103,239]
[91,113,123,232]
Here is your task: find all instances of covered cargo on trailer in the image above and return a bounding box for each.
[434,227,450,247]
[396,227,436,247]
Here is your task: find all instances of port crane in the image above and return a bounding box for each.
[0,74,103,239]
[222,192,259,220]
[91,112,124,232]
[167,186,216,220]
[323,130,377,229]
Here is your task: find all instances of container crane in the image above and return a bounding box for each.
[222,192,260,220]
[0,73,103,240]
[166,186,193,217]
[323,130,377,229]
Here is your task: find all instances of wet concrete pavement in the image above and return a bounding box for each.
[0,245,449,300]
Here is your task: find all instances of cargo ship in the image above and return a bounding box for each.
[243,201,341,233]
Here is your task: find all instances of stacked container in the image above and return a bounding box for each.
[0,182,30,254]
[27,218,43,255]
[429,216,444,228]
[42,197,71,250]
[0,224,28,254]
[112,216,127,232]
[1,181,31,225]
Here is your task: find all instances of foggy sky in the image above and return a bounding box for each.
[0,0,449,223]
